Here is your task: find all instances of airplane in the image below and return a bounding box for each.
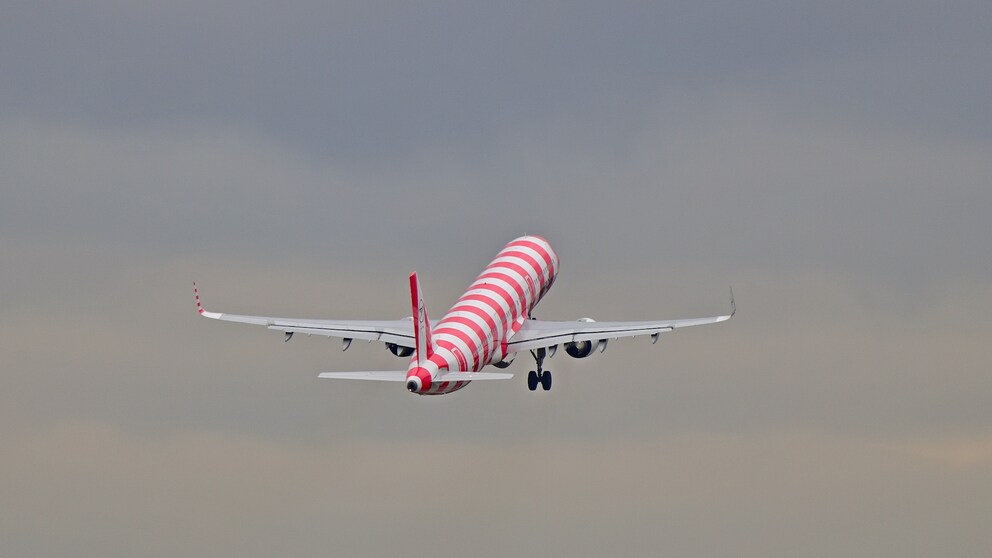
[193,235,734,395]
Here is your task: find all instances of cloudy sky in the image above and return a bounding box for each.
[2,1,991,556]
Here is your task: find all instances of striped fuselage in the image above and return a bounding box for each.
[406,235,559,395]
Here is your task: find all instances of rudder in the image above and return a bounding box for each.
[409,272,434,363]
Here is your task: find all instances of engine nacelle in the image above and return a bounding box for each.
[564,318,608,358]
[386,343,415,358]
[492,353,515,369]
[564,339,608,358]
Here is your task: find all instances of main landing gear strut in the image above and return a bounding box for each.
[527,347,552,391]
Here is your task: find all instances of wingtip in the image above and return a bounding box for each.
[193,281,204,314]
[192,281,221,318]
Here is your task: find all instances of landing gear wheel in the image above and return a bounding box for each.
[527,348,551,393]
[527,370,538,391]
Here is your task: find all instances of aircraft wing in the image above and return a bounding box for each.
[193,283,415,348]
[506,289,735,353]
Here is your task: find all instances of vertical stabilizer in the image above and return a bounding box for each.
[409,272,434,363]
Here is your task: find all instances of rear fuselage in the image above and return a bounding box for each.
[406,235,559,394]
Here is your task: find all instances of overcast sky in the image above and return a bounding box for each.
[2,2,991,556]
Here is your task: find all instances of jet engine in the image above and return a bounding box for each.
[564,318,608,358]
[492,353,515,369]
[386,343,415,357]
[564,339,608,358]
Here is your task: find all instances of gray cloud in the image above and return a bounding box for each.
[4,93,988,290]
[3,1,989,156]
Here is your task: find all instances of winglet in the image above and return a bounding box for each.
[192,282,222,319]
[729,286,736,317]
[409,272,434,363]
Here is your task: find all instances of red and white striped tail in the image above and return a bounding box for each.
[409,272,434,364]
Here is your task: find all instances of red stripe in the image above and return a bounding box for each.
[503,248,553,298]
[438,325,485,370]
[434,329,480,369]
[507,239,555,276]
[471,283,519,323]
[446,304,498,338]
[428,350,455,372]
[501,250,546,286]
[438,315,492,363]
[456,294,510,347]
[487,260,536,287]
[486,261,536,307]
[438,316,487,342]
[435,326,480,366]
[458,294,508,326]
[477,272,525,314]
[428,352,449,368]
[434,340,468,370]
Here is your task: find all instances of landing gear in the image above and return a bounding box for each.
[527,370,539,391]
[527,348,552,392]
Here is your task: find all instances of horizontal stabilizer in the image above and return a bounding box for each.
[436,372,513,381]
[318,371,408,381]
[318,371,512,382]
